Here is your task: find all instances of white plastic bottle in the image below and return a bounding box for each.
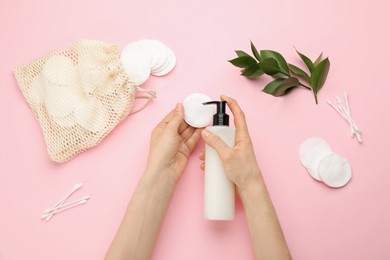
[203,101,236,220]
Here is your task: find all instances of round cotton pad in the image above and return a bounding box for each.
[151,48,171,75]
[45,86,80,118]
[299,138,331,163]
[302,148,334,181]
[183,93,215,128]
[26,75,46,105]
[51,113,76,128]
[78,57,108,94]
[138,40,169,71]
[152,48,176,76]
[318,153,352,188]
[75,98,110,133]
[121,42,151,85]
[43,55,77,87]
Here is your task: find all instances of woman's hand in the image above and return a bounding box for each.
[147,103,202,182]
[199,96,291,259]
[106,103,202,260]
[199,95,263,191]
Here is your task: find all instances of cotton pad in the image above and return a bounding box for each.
[75,98,110,132]
[152,47,176,76]
[183,93,215,128]
[51,113,76,128]
[45,86,80,118]
[318,153,352,188]
[299,138,353,188]
[78,58,108,94]
[121,40,176,84]
[299,138,331,163]
[43,55,77,87]
[26,75,46,105]
[138,40,169,71]
[302,148,333,181]
[121,42,152,85]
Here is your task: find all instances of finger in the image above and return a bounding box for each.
[186,128,202,153]
[221,95,250,142]
[179,120,190,134]
[200,161,205,171]
[167,103,184,131]
[199,149,205,160]
[181,126,196,141]
[201,129,232,160]
[156,108,176,129]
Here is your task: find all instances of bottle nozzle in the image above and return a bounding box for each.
[203,101,229,126]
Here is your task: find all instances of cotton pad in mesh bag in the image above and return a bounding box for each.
[13,40,155,163]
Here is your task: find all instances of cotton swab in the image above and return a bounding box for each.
[328,100,360,136]
[49,182,83,210]
[43,195,91,215]
[343,92,355,137]
[42,199,89,220]
[335,96,361,133]
[42,196,90,219]
[44,183,84,221]
[326,92,362,143]
[43,182,90,221]
[337,96,354,137]
[336,102,361,134]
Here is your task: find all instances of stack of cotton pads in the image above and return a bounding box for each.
[120,40,176,85]
[299,138,352,188]
[183,93,215,128]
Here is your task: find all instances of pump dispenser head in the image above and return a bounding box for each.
[203,101,229,126]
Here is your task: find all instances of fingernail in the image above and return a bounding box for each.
[202,129,210,138]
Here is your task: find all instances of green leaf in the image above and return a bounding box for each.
[229,56,257,68]
[288,63,310,82]
[235,50,251,58]
[314,52,323,67]
[260,50,290,76]
[250,41,261,61]
[262,77,301,97]
[262,78,285,95]
[294,47,314,72]
[271,72,287,78]
[310,58,330,104]
[310,58,330,92]
[246,68,265,79]
[241,63,264,78]
[260,58,280,75]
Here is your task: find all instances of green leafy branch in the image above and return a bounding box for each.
[229,42,330,104]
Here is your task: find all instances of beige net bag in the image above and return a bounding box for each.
[14,40,155,163]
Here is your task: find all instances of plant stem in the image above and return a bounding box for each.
[299,82,311,90]
[314,92,318,104]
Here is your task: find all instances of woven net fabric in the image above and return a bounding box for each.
[14,40,138,163]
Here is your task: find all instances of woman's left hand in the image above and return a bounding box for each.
[146,103,202,182]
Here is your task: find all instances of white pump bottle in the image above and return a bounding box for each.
[203,101,236,220]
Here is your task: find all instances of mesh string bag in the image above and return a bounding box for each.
[14,40,155,163]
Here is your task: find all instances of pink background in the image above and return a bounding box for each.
[1,0,390,259]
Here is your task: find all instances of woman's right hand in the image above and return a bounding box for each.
[201,96,291,260]
[199,95,263,192]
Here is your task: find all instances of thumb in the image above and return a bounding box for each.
[167,103,184,131]
[201,129,231,160]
